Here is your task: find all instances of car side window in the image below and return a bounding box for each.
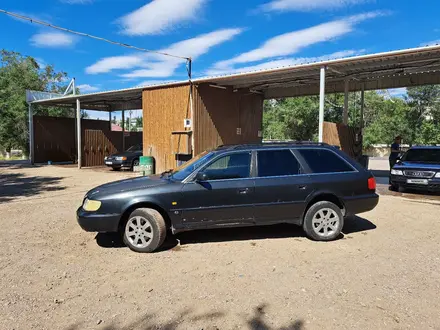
[257,149,301,177]
[203,152,251,180]
[297,148,354,173]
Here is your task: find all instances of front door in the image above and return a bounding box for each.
[179,151,255,228]
[253,149,311,224]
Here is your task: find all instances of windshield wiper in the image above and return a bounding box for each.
[160,169,173,178]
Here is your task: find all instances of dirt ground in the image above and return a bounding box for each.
[1,163,440,330]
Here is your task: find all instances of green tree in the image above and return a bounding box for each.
[0,50,69,154]
[263,97,320,141]
[406,85,440,145]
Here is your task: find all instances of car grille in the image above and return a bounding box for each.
[403,170,435,178]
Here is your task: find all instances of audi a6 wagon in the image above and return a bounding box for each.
[77,143,379,253]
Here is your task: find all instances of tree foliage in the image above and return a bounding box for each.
[263,85,440,147]
[0,50,70,153]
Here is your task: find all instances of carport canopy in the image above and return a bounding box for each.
[29,44,440,165]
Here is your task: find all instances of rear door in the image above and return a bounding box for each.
[294,147,362,199]
[179,151,255,227]
[253,149,312,224]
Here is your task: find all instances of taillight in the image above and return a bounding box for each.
[368,177,376,191]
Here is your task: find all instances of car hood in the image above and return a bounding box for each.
[395,161,440,171]
[108,150,142,158]
[86,175,168,198]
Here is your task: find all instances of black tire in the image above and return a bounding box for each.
[302,201,344,241]
[112,167,121,171]
[122,208,167,253]
[131,158,140,171]
[389,184,399,192]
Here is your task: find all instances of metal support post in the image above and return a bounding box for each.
[360,84,365,133]
[122,110,125,151]
[343,79,349,125]
[76,99,82,169]
[28,103,34,164]
[318,66,326,143]
[109,111,112,130]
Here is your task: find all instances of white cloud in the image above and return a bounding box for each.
[86,28,243,79]
[30,31,77,48]
[211,12,384,73]
[86,55,145,74]
[78,84,101,93]
[119,0,207,35]
[420,40,440,47]
[387,88,407,98]
[60,0,93,4]
[260,0,370,12]
[206,50,363,75]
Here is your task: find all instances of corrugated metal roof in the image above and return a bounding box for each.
[32,44,440,110]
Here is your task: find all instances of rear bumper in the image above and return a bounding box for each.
[390,176,440,192]
[343,194,379,216]
[77,207,121,233]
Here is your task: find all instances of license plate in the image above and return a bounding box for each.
[407,178,428,185]
[105,161,112,165]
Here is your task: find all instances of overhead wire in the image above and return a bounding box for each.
[0,8,191,62]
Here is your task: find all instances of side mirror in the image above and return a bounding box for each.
[195,171,208,182]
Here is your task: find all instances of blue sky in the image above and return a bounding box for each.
[1,0,439,118]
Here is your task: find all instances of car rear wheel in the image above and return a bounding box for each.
[303,201,344,241]
[122,208,167,253]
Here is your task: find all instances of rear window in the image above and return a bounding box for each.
[297,149,354,174]
[257,150,301,177]
[402,148,440,163]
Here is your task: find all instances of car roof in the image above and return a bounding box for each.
[409,145,440,150]
[215,142,333,152]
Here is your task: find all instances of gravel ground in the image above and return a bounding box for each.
[1,164,440,330]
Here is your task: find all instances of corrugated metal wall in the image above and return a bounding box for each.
[142,85,191,173]
[193,84,263,155]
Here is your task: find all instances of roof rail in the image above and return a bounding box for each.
[217,141,330,150]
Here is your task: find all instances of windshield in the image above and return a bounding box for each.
[171,151,216,181]
[402,148,440,163]
[127,144,142,152]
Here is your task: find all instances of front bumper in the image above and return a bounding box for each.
[343,194,379,216]
[390,175,440,192]
[104,159,132,168]
[77,207,121,233]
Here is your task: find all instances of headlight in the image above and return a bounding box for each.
[83,199,102,211]
[104,156,108,160]
[435,172,440,178]
[391,169,403,175]
[116,156,127,161]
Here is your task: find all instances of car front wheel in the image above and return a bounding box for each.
[122,208,167,253]
[303,201,344,241]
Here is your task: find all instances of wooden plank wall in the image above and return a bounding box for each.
[82,130,142,167]
[193,84,263,155]
[33,116,76,163]
[142,85,191,173]
[34,115,141,166]
[322,121,362,159]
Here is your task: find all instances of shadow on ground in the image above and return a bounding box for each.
[65,304,304,330]
[96,216,376,251]
[0,172,65,203]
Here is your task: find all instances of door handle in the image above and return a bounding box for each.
[238,188,250,195]
[298,185,307,190]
